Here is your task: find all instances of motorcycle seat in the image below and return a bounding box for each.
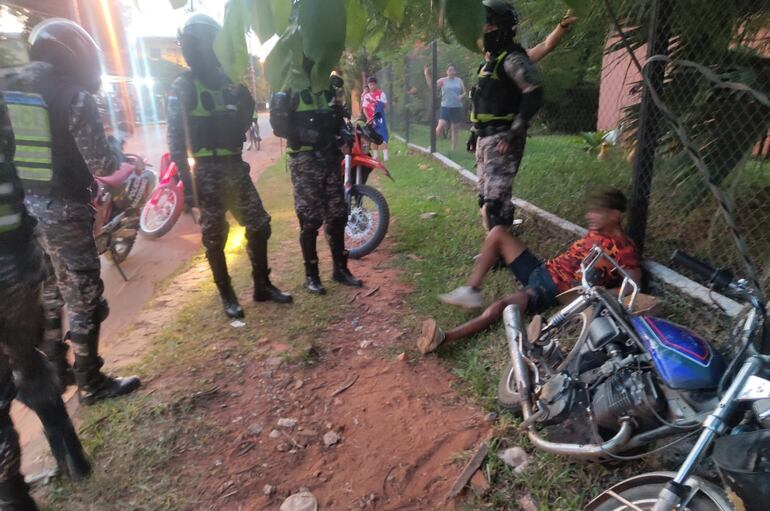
[96,162,136,189]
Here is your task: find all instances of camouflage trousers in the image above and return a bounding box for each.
[25,196,104,345]
[194,158,271,255]
[288,149,347,231]
[0,240,63,482]
[475,132,526,228]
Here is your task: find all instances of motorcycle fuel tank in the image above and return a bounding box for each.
[631,316,726,390]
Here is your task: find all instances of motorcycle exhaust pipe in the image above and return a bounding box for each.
[504,304,635,460]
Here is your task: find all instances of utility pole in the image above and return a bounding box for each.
[628,0,672,255]
[429,40,438,153]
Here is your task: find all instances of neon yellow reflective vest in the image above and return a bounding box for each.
[2,90,54,185]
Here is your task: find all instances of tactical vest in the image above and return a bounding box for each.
[1,91,53,188]
[187,77,245,157]
[287,88,338,153]
[2,63,94,203]
[0,94,33,246]
[470,45,526,127]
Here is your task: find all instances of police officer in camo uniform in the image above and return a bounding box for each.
[168,14,291,319]
[468,0,543,230]
[271,66,363,295]
[4,19,141,405]
[0,91,91,510]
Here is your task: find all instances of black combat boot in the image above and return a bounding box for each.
[327,220,363,287]
[304,261,326,295]
[246,228,292,304]
[300,226,326,295]
[207,249,244,319]
[14,358,91,481]
[0,474,39,511]
[40,338,74,390]
[37,404,92,480]
[71,330,141,406]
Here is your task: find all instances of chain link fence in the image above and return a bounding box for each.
[382,0,769,298]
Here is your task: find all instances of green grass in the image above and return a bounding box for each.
[378,140,729,510]
[44,158,351,510]
[401,123,770,292]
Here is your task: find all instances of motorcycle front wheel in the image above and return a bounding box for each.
[345,184,389,259]
[140,184,184,239]
[588,482,728,511]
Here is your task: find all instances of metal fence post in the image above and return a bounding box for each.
[628,0,673,254]
[404,54,411,143]
[430,40,438,153]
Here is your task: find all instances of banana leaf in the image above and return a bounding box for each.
[298,0,347,92]
[270,0,292,34]
[249,0,276,43]
[346,0,367,49]
[214,0,250,83]
[443,0,484,53]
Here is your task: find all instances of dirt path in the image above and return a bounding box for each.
[149,244,489,510]
[17,123,284,477]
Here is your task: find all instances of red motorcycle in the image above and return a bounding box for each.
[342,121,392,259]
[93,152,155,280]
[139,152,186,239]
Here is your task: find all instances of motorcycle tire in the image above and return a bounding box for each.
[588,482,727,511]
[497,363,522,412]
[108,232,136,264]
[346,184,389,259]
[140,184,184,239]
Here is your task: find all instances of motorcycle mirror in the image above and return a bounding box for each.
[331,75,344,89]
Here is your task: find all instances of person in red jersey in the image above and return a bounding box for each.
[418,189,641,354]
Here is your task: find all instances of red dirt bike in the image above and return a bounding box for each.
[139,152,186,239]
[92,152,156,280]
[342,120,392,259]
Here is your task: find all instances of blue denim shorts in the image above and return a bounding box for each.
[509,249,559,312]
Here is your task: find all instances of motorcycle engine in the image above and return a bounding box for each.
[591,368,665,431]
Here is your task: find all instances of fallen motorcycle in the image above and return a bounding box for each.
[342,120,392,259]
[139,152,185,239]
[586,252,769,511]
[498,246,730,462]
[93,152,155,280]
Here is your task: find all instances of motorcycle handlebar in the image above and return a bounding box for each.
[671,250,733,292]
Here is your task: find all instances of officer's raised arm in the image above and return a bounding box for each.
[69,91,120,177]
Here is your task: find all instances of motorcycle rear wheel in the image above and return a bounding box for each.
[346,184,389,259]
[589,482,727,511]
[140,184,184,239]
[107,233,136,264]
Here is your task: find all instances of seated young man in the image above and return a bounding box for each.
[418,189,641,354]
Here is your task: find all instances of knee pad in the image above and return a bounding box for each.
[95,298,110,324]
[246,222,271,245]
[484,199,513,229]
[299,217,322,237]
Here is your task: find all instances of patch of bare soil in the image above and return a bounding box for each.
[168,247,489,510]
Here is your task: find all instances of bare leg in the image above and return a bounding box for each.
[467,226,528,289]
[450,123,458,152]
[436,119,448,140]
[444,292,529,343]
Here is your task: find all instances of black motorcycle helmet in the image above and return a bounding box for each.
[28,18,103,93]
[482,0,519,53]
[178,13,221,71]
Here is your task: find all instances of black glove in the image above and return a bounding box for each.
[505,117,527,144]
[467,130,478,153]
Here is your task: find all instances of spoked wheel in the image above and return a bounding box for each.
[345,184,389,259]
[140,184,184,239]
[588,482,726,511]
[496,309,593,409]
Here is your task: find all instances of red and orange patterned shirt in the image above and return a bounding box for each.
[544,231,640,293]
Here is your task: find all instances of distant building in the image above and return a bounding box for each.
[137,36,185,68]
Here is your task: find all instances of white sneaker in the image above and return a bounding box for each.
[438,286,483,309]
